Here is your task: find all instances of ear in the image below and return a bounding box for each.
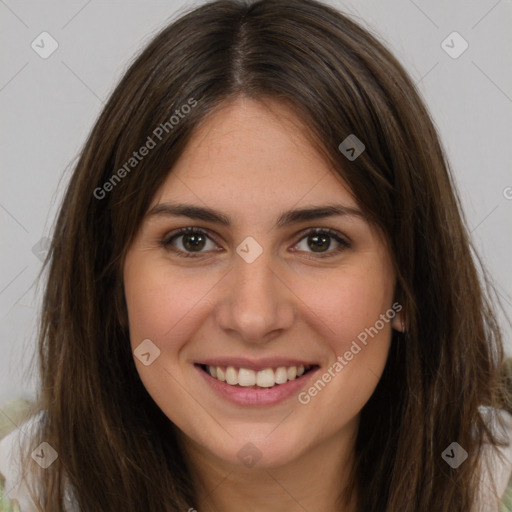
[392,311,405,332]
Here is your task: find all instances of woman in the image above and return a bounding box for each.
[1,0,511,510]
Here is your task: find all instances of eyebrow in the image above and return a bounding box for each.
[146,202,365,227]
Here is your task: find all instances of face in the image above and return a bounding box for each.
[123,96,401,470]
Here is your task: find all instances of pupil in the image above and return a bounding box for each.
[309,234,330,252]
[184,234,205,251]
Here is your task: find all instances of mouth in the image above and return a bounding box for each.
[197,363,318,389]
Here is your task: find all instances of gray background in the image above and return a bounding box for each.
[1,0,511,406]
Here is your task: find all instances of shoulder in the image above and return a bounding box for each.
[477,407,512,510]
[0,411,43,512]
[0,411,79,512]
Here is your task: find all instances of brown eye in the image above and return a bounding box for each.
[181,232,207,251]
[307,233,331,252]
[162,228,219,257]
[292,228,350,257]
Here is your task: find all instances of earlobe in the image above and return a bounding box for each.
[392,312,406,333]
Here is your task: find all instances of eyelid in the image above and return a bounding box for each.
[290,227,351,259]
[160,227,222,257]
[293,226,350,245]
[160,226,351,258]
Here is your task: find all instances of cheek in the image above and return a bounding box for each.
[124,257,200,345]
[123,256,220,351]
[299,260,395,354]
[294,265,395,421]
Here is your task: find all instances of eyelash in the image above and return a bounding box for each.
[160,227,351,259]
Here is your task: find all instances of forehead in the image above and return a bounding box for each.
[150,97,357,212]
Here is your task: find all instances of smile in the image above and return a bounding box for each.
[195,358,320,406]
[201,364,314,388]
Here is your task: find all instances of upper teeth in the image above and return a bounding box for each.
[206,365,310,388]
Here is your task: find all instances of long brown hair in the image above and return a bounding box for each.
[17,0,509,510]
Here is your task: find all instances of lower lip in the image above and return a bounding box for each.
[195,364,320,406]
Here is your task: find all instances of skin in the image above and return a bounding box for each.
[123,96,403,512]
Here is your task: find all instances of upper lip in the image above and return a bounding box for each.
[196,357,317,371]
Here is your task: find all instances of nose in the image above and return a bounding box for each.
[214,247,295,345]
